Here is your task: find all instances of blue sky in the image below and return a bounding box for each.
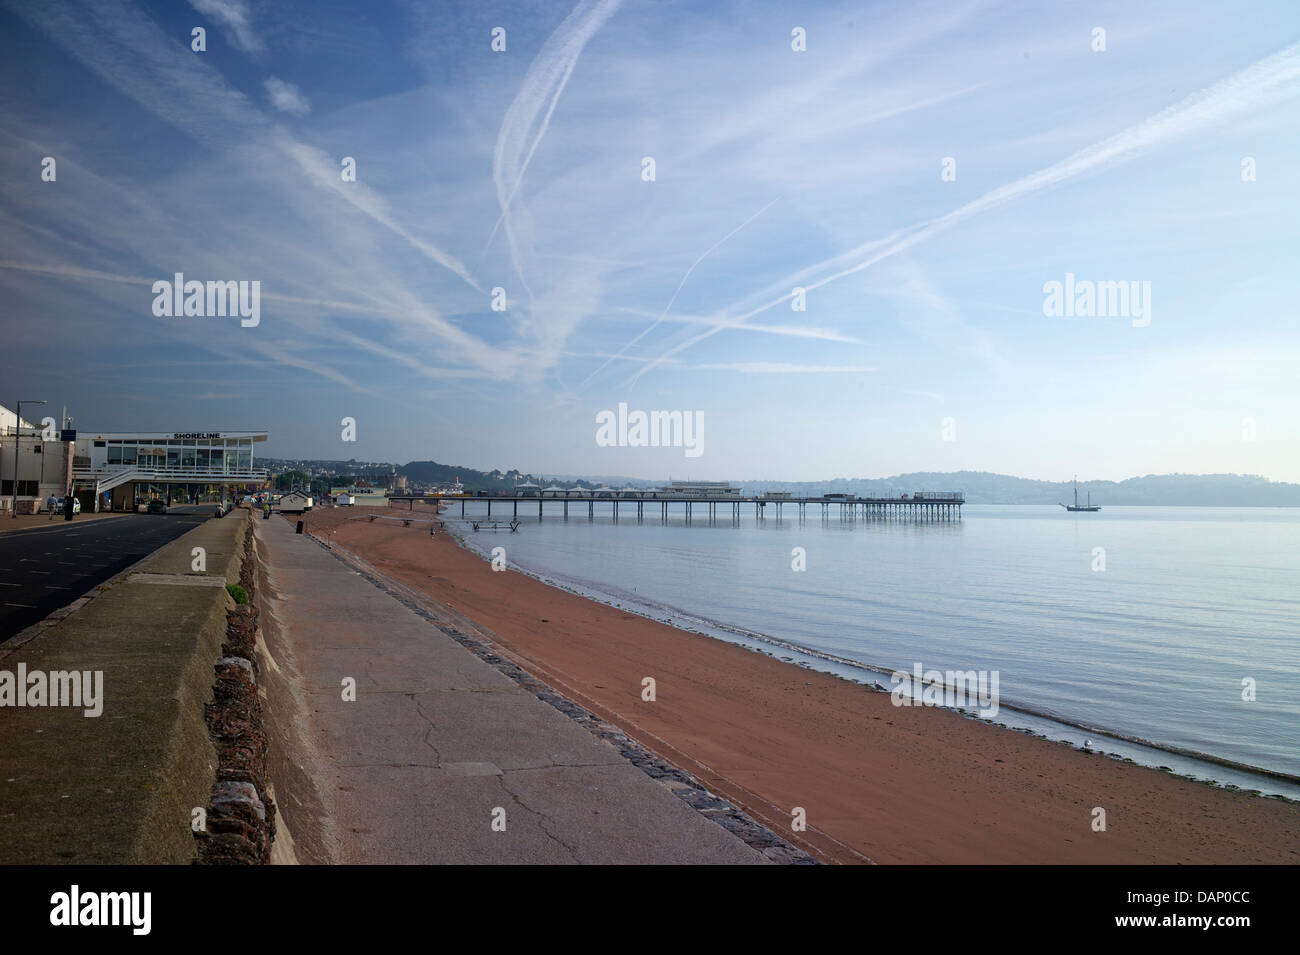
[1,0,1298,482]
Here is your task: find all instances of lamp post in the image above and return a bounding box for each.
[10,399,47,517]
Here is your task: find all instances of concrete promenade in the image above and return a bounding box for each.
[254,512,767,864]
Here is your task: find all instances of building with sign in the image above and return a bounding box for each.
[1,404,269,513]
[73,430,269,510]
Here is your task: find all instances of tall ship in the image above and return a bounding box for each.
[1061,475,1100,512]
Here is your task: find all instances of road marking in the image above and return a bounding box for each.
[3,603,35,608]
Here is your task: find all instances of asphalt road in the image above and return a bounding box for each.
[0,512,212,642]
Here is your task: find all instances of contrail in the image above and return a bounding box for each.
[585,196,782,387]
[0,258,510,373]
[1,0,481,292]
[633,39,1300,379]
[487,0,622,302]
[0,259,400,315]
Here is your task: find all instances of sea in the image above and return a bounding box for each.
[452,502,1300,798]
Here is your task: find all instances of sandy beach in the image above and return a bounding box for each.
[302,506,1299,865]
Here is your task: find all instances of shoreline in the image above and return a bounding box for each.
[304,506,1300,864]
[450,522,1300,796]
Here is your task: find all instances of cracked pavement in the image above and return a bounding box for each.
[254,513,767,864]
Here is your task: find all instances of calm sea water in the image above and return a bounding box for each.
[453,503,1299,788]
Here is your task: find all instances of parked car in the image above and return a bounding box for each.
[51,497,81,514]
[146,499,168,514]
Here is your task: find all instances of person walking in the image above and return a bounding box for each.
[46,492,58,520]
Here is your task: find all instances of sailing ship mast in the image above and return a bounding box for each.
[1061,475,1101,512]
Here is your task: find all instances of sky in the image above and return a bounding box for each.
[1,0,1298,483]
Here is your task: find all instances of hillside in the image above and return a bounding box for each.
[393,462,1300,506]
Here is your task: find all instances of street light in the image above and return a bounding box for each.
[10,399,47,517]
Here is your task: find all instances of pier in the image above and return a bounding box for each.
[388,492,964,524]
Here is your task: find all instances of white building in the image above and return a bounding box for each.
[657,480,743,498]
[1,404,268,513]
[0,405,74,513]
[278,490,313,513]
[74,429,268,510]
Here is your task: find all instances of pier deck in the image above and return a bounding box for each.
[388,493,964,524]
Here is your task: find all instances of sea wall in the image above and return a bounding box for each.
[0,510,263,863]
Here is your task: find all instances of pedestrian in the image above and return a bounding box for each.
[46,492,58,520]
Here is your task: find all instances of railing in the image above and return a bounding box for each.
[450,492,964,504]
[71,465,269,492]
[73,465,268,479]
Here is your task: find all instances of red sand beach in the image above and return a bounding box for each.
[301,506,1299,865]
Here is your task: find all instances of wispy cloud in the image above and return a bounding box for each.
[188,0,263,55]
[5,0,1300,479]
[270,130,482,292]
[633,39,1300,377]
[264,76,310,115]
[488,0,622,304]
[1,0,486,344]
[567,352,874,375]
[693,362,876,374]
[586,196,781,387]
[610,308,863,345]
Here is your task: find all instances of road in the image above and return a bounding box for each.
[0,511,212,642]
